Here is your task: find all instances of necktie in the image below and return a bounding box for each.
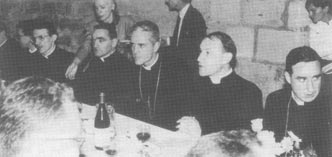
[173,16,181,47]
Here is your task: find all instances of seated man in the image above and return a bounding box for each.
[65,0,135,80]
[0,20,22,82]
[186,130,272,157]
[193,32,263,135]
[16,19,38,78]
[264,46,329,156]
[17,19,37,54]
[31,20,74,83]
[74,23,135,105]
[0,76,82,157]
[128,20,192,130]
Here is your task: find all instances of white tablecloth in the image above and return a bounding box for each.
[80,104,196,157]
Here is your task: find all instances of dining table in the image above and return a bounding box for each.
[79,104,197,157]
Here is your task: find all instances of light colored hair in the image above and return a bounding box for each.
[0,77,75,157]
[187,130,263,157]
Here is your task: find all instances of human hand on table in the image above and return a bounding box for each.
[176,116,201,140]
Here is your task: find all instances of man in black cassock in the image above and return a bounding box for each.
[30,20,73,83]
[74,23,135,105]
[193,32,263,135]
[264,46,330,156]
[126,20,193,131]
[0,21,22,82]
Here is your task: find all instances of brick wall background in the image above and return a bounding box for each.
[0,0,313,104]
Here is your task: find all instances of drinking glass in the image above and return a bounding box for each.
[136,125,151,143]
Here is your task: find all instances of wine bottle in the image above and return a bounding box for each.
[94,92,111,150]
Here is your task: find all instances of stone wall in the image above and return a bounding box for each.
[0,0,312,104]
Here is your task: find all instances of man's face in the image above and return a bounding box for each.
[131,28,159,66]
[307,4,329,24]
[93,29,116,58]
[286,61,322,103]
[165,0,182,11]
[33,29,56,54]
[95,0,114,22]
[18,29,33,48]
[197,38,229,77]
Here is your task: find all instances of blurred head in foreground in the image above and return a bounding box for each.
[0,76,81,157]
[186,130,274,157]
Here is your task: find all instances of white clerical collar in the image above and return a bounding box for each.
[42,44,56,59]
[29,47,37,54]
[291,92,304,106]
[179,4,190,19]
[209,68,233,84]
[100,51,114,62]
[0,39,7,48]
[143,54,159,71]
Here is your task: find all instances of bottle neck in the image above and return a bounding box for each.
[99,93,105,104]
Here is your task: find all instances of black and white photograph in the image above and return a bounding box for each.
[0,0,332,156]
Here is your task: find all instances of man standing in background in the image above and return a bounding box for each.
[165,0,206,76]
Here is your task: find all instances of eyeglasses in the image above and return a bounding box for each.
[33,35,50,42]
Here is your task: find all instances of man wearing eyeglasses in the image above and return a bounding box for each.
[30,20,74,83]
[0,76,82,157]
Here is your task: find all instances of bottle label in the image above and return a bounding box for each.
[94,128,112,149]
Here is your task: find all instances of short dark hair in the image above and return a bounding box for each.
[305,0,332,13]
[182,0,192,3]
[0,76,75,157]
[206,31,237,69]
[17,19,36,36]
[94,23,117,39]
[285,46,322,74]
[187,130,261,157]
[130,20,160,44]
[32,20,57,36]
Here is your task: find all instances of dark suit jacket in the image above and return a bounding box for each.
[171,5,206,70]
[30,47,74,83]
[192,72,263,135]
[264,88,330,157]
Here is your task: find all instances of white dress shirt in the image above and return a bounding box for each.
[176,4,190,46]
[309,20,332,60]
